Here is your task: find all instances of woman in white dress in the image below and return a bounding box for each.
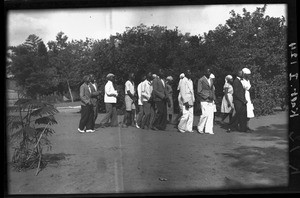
[241,68,254,131]
[221,75,234,124]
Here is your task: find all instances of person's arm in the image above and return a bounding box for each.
[106,82,117,97]
[80,85,90,104]
[90,84,100,97]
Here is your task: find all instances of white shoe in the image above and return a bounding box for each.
[197,130,204,134]
[86,129,95,133]
[136,124,140,129]
[178,128,185,133]
[206,132,214,134]
[78,128,85,133]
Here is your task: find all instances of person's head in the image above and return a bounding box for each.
[83,75,90,84]
[242,68,251,80]
[179,73,185,79]
[90,74,95,83]
[141,75,146,81]
[128,72,135,81]
[166,76,173,84]
[225,75,233,84]
[158,69,164,79]
[186,70,192,79]
[237,70,244,78]
[204,68,212,78]
[107,73,115,81]
[146,72,153,81]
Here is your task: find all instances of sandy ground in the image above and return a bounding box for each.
[7,106,289,195]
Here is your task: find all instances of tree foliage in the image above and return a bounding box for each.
[7,5,287,116]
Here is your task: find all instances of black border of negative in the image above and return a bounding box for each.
[3,0,300,196]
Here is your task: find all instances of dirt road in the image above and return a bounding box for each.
[7,109,288,194]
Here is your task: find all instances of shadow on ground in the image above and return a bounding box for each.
[221,145,288,187]
[43,153,74,167]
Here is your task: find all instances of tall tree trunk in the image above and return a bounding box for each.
[66,79,74,102]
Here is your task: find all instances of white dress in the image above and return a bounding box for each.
[221,83,233,113]
[241,79,254,118]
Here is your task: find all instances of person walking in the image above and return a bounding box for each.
[166,76,174,124]
[136,75,146,128]
[122,73,136,128]
[152,69,169,131]
[220,75,234,124]
[197,68,216,134]
[99,73,119,128]
[178,70,195,133]
[78,75,95,133]
[241,68,254,131]
[89,74,100,126]
[227,70,248,133]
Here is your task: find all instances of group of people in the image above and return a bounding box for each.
[78,67,254,134]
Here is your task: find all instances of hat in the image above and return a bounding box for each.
[107,73,115,78]
[179,73,185,79]
[166,76,173,81]
[152,74,157,78]
[242,68,251,74]
[210,73,215,79]
[225,75,233,80]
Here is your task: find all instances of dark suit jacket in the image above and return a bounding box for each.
[152,77,168,102]
[80,83,91,106]
[232,77,247,104]
[197,76,215,102]
[89,82,100,106]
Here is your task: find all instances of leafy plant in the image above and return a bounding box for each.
[7,97,59,175]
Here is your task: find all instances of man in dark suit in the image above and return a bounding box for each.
[227,70,248,133]
[89,74,100,126]
[78,75,95,133]
[152,69,169,130]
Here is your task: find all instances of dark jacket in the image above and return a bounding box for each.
[232,77,247,105]
[152,77,168,102]
[197,76,215,102]
[89,82,100,106]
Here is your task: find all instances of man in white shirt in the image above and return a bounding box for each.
[122,72,136,127]
[136,75,146,128]
[141,72,153,129]
[178,70,195,133]
[99,73,118,127]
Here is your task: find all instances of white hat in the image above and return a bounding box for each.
[179,73,185,78]
[242,68,251,74]
[106,73,115,78]
[210,73,215,79]
[166,76,173,81]
[152,74,157,78]
[225,75,233,80]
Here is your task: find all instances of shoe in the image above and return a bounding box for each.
[86,129,95,133]
[197,130,204,134]
[99,124,105,128]
[78,128,85,133]
[178,129,185,133]
[151,126,159,131]
[206,132,214,134]
[136,124,140,129]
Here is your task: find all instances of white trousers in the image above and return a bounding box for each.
[178,106,194,132]
[197,101,214,133]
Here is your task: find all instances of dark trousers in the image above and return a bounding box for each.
[149,102,156,128]
[79,104,94,130]
[229,101,247,132]
[153,100,167,130]
[141,101,151,128]
[100,103,118,127]
[93,103,98,122]
[136,105,144,126]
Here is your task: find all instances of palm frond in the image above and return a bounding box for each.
[35,127,56,136]
[10,126,36,142]
[30,106,59,117]
[35,115,57,125]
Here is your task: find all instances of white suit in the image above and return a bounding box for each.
[178,77,195,132]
